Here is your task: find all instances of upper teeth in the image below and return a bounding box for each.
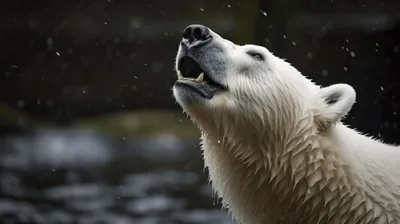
[177,70,205,83]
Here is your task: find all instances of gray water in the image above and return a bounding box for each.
[0,128,234,224]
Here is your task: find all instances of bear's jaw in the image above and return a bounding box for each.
[174,48,228,102]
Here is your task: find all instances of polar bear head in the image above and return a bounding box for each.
[172,24,356,140]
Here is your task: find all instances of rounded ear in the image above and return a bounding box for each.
[314,84,356,131]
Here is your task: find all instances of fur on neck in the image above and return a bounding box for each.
[199,113,399,223]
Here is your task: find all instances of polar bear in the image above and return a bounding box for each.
[172,24,400,224]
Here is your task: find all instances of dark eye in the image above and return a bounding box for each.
[247,51,264,61]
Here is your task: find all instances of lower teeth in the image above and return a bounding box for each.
[177,71,205,83]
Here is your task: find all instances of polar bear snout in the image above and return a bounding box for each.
[173,25,230,105]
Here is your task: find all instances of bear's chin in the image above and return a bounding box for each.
[173,82,228,108]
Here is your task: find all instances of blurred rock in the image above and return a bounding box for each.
[117,171,199,198]
[172,209,236,224]
[125,195,187,214]
[43,183,108,200]
[0,128,114,170]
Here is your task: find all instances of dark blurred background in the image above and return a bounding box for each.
[0,0,399,223]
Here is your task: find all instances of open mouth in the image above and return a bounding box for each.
[175,56,226,99]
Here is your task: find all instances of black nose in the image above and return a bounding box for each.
[182,24,211,48]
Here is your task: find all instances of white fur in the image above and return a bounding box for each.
[173,28,400,224]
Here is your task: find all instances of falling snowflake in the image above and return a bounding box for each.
[260,10,267,16]
[321,69,328,77]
